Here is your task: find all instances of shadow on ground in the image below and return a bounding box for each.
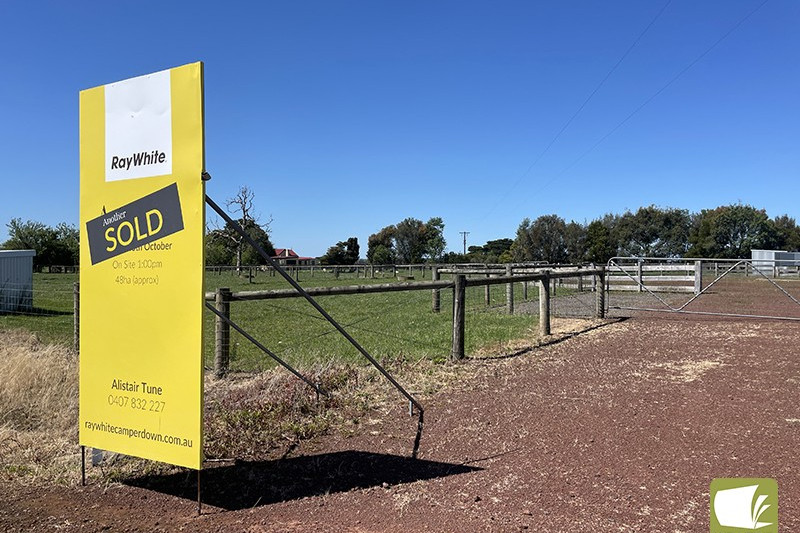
[125,451,481,511]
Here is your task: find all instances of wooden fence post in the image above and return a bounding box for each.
[637,259,643,292]
[522,280,528,300]
[485,273,491,306]
[73,282,80,354]
[595,267,605,319]
[451,275,466,361]
[694,260,703,295]
[214,288,232,378]
[506,265,514,314]
[539,273,550,336]
[432,267,441,313]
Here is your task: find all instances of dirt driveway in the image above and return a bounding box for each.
[1,316,797,532]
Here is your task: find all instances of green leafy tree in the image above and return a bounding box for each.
[441,251,468,263]
[55,223,79,265]
[2,218,79,269]
[394,218,426,263]
[370,244,394,265]
[773,215,800,251]
[367,217,446,263]
[239,221,276,265]
[614,206,690,257]
[584,220,616,264]
[206,219,275,266]
[564,221,587,264]
[205,232,233,265]
[344,237,360,264]
[422,217,446,262]
[498,249,514,263]
[511,215,568,263]
[320,237,360,265]
[466,238,513,263]
[510,218,535,262]
[367,225,396,264]
[688,204,777,258]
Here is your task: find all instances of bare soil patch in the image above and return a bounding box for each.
[1,315,797,532]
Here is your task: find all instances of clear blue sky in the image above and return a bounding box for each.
[1,1,798,257]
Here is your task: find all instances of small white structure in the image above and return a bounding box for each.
[751,249,800,275]
[0,250,36,313]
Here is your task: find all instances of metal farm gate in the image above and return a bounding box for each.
[605,256,800,321]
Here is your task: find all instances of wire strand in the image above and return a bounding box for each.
[546,0,770,186]
[482,0,672,220]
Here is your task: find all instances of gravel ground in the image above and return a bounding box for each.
[1,309,797,532]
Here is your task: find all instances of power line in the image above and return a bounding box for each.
[542,0,770,190]
[482,0,672,220]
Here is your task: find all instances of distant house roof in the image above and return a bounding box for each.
[273,248,298,258]
[273,248,315,261]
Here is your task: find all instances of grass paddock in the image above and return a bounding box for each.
[1,270,540,371]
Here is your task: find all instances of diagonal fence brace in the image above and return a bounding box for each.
[205,302,324,398]
[205,193,424,457]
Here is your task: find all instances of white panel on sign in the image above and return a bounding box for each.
[105,69,172,182]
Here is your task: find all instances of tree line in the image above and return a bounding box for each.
[463,204,800,265]
[4,202,799,269]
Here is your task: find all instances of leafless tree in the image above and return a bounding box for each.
[209,186,273,272]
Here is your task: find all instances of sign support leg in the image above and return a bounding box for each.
[81,445,86,486]
[197,469,202,516]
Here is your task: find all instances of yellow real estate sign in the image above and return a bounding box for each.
[79,62,205,469]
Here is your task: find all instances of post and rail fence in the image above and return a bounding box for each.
[205,266,605,374]
[65,257,800,373]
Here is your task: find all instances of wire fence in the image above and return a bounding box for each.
[10,258,800,383]
[204,264,436,284]
[0,275,77,347]
[0,267,604,374]
[206,267,604,374]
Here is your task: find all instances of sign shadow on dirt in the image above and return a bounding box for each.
[125,450,482,510]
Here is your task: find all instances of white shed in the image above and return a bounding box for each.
[751,249,800,275]
[0,250,36,313]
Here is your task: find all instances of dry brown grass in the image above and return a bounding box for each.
[203,363,364,461]
[0,329,437,483]
[0,322,603,485]
[0,330,78,483]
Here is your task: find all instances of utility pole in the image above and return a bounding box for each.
[459,231,470,255]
